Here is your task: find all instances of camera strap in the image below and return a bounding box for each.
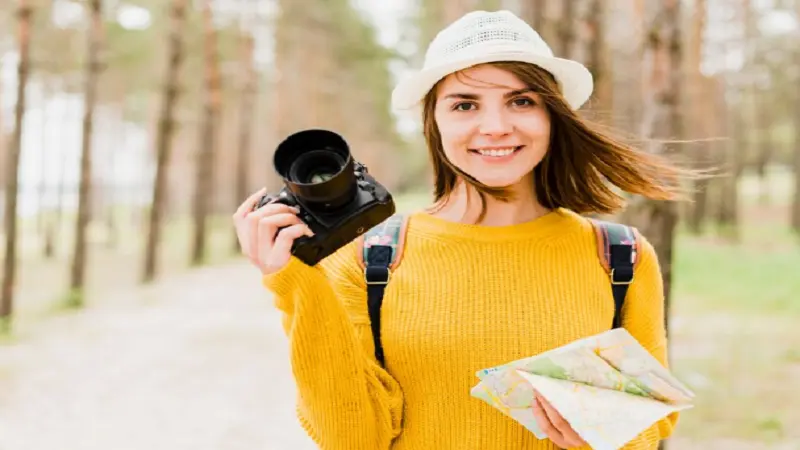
[589,219,639,329]
[357,214,638,367]
[358,214,409,367]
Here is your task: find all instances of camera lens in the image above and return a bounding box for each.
[273,129,357,210]
[287,149,345,185]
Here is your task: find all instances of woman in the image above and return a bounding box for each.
[234,10,687,450]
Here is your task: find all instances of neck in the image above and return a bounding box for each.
[430,178,551,226]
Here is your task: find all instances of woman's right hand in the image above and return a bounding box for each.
[233,188,314,275]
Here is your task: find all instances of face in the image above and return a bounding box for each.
[433,64,551,189]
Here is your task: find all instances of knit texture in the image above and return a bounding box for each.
[263,208,678,449]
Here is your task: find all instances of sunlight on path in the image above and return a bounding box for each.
[0,262,316,450]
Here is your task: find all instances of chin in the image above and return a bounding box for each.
[471,172,531,189]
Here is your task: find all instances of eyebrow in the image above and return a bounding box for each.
[441,88,535,101]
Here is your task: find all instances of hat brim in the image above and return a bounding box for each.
[391,49,594,112]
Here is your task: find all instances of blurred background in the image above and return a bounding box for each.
[0,0,798,449]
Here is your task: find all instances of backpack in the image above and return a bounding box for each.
[356,213,639,368]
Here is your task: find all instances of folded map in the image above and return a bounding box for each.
[470,328,695,450]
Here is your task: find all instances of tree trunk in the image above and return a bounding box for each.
[68,0,103,307]
[607,0,645,134]
[520,0,546,31]
[37,82,50,242]
[558,1,575,58]
[0,33,5,213]
[791,44,800,233]
[716,0,755,241]
[1,0,32,333]
[586,0,607,106]
[190,0,221,266]
[571,0,609,126]
[715,116,737,233]
[233,8,257,253]
[686,0,708,235]
[754,85,772,205]
[142,0,187,283]
[104,104,123,249]
[624,0,683,337]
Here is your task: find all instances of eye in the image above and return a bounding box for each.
[511,97,536,107]
[452,102,477,112]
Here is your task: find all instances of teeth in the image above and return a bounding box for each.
[476,147,516,157]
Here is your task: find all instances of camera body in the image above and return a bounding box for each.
[255,129,396,266]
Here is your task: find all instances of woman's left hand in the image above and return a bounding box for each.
[532,391,587,449]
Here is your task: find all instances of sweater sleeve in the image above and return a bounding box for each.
[262,241,404,449]
[617,232,680,449]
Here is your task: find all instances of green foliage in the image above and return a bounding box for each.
[28,1,82,86]
[21,0,255,125]
[104,20,160,94]
[0,316,11,338]
[334,9,404,146]
[414,1,444,56]
[277,0,408,150]
[673,230,800,314]
[477,0,504,10]
[62,288,84,309]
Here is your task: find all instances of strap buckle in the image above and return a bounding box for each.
[610,268,633,285]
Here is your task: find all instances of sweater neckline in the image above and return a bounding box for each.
[407,207,578,243]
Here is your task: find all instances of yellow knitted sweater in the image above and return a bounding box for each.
[263,208,678,449]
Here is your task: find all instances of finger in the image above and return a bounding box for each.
[263,224,312,272]
[248,201,298,222]
[256,213,304,263]
[246,205,299,257]
[236,200,278,252]
[536,393,584,447]
[531,395,564,445]
[234,187,267,219]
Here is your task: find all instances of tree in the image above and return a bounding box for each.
[520,0,546,32]
[190,0,222,266]
[274,0,405,190]
[557,1,575,58]
[789,0,800,233]
[1,0,33,333]
[623,0,683,335]
[685,0,710,235]
[67,0,104,307]
[143,0,189,282]
[232,0,258,252]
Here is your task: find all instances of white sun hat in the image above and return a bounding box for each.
[391,10,594,111]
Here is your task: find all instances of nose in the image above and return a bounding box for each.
[478,108,512,136]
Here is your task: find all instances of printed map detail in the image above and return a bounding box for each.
[470,328,695,450]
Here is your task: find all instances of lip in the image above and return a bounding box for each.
[470,145,524,151]
[468,145,524,163]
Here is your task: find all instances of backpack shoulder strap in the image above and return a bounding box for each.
[356,214,409,367]
[588,218,640,329]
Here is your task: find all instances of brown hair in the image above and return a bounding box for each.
[423,61,694,221]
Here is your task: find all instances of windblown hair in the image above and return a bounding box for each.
[422,61,693,221]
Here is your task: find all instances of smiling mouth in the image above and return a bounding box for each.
[468,146,524,157]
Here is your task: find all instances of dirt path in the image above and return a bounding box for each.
[2,257,798,450]
[0,262,316,450]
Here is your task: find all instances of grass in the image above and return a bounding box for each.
[669,314,800,445]
[667,170,800,446]
[3,210,241,334]
[672,230,800,315]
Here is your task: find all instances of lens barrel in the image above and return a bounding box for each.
[273,129,357,210]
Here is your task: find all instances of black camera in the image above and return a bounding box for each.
[254,129,396,266]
